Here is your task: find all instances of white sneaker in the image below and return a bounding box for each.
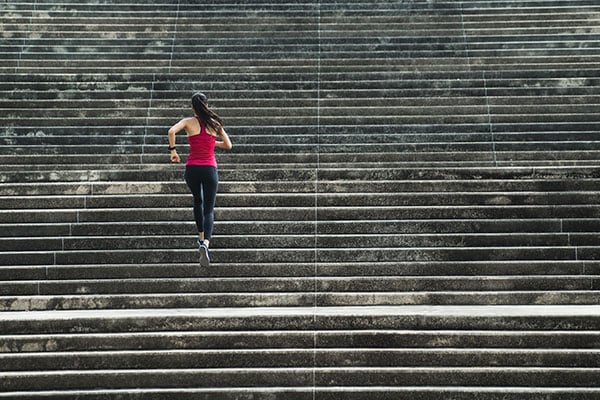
[198,240,211,267]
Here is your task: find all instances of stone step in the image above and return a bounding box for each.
[0,0,583,10]
[13,41,598,56]
[1,304,598,334]
[1,234,333,252]
[1,94,598,109]
[2,9,597,23]
[1,387,599,400]
[5,367,598,391]
[2,218,597,238]
[4,177,600,196]
[1,71,597,87]
[2,104,599,121]
[4,0,597,7]
[4,232,599,252]
[3,158,600,170]
[3,139,600,157]
[2,154,600,170]
[3,66,598,81]
[3,327,600,352]
[3,166,562,184]
[5,59,600,74]
[0,246,590,266]
[4,139,600,155]
[1,85,596,103]
[3,202,600,224]
[8,47,599,60]
[3,129,599,146]
[9,36,599,51]
[0,15,566,29]
[4,29,598,47]
[3,93,597,111]
[4,16,597,30]
[4,347,600,371]
[3,291,600,310]
[32,35,564,48]
[2,191,600,209]
[3,90,597,104]
[9,147,600,160]
[2,106,481,120]
[2,274,596,295]
[0,219,596,241]
[3,56,597,70]
[2,260,595,280]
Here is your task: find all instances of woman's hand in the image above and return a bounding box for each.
[170,150,181,163]
[168,118,188,163]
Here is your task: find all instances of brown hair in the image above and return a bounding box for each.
[191,92,223,133]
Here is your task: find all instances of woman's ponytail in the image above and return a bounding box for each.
[191,92,223,133]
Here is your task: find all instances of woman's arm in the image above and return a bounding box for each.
[167,118,188,163]
[215,128,232,150]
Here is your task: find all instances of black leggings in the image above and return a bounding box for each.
[184,165,218,240]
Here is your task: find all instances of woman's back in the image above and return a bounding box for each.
[186,119,217,167]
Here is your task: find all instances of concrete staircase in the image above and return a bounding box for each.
[1,0,600,398]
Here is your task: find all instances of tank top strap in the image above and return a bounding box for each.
[194,115,208,136]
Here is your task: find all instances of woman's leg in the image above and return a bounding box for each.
[184,166,205,240]
[201,167,219,245]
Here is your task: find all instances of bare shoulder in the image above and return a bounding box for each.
[182,116,197,125]
[184,116,201,135]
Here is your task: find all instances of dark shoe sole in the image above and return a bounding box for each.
[199,245,210,267]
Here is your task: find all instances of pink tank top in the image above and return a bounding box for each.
[186,118,217,167]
